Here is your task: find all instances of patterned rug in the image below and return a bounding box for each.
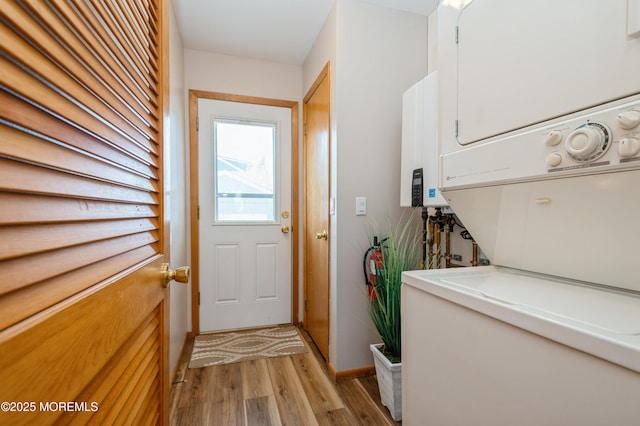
[188,325,307,368]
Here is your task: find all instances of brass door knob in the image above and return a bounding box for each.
[161,263,190,287]
[281,225,290,233]
[315,230,328,240]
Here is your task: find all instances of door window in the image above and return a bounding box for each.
[213,119,278,223]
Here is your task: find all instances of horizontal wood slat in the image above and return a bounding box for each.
[1,232,159,296]
[0,245,157,331]
[0,193,157,225]
[123,0,159,62]
[0,125,156,193]
[102,0,159,76]
[0,12,156,144]
[114,349,159,424]
[0,218,158,260]
[0,158,158,205]
[0,91,158,178]
[47,0,158,125]
[1,57,156,166]
[69,0,158,102]
[91,0,157,85]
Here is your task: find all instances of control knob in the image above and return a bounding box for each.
[565,122,611,162]
[618,137,640,158]
[544,130,563,146]
[546,152,562,167]
[616,110,640,130]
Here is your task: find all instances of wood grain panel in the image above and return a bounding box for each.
[303,63,331,360]
[244,395,282,426]
[102,0,158,74]
[0,57,155,165]
[0,193,157,225]
[0,245,155,334]
[268,356,319,426]
[1,232,158,295]
[0,0,168,423]
[0,256,165,425]
[0,158,157,204]
[0,92,156,178]
[290,351,344,414]
[0,18,154,147]
[241,358,273,400]
[57,309,160,425]
[58,0,157,104]
[49,0,158,123]
[121,0,158,61]
[208,363,245,425]
[0,218,157,260]
[1,125,154,192]
[336,378,396,425]
[315,408,359,426]
[88,0,157,87]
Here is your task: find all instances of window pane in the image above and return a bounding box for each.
[214,120,277,222]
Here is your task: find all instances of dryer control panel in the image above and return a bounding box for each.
[441,96,640,189]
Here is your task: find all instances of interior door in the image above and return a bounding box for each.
[197,97,293,332]
[303,64,331,360]
[0,1,171,424]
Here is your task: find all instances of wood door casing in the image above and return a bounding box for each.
[303,63,331,361]
[0,1,170,424]
[188,90,300,335]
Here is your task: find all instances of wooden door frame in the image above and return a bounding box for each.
[188,90,299,335]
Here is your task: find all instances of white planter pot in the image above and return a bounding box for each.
[370,343,402,421]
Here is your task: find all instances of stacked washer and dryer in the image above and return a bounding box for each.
[401,1,640,424]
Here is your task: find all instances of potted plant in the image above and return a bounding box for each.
[366,212,422,421]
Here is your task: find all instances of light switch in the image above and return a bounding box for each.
[356,196,366,216]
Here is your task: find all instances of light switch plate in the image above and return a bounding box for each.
[356,196,366,216]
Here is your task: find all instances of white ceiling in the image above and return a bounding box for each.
[172,0,440,65]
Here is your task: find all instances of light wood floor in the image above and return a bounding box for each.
[169,327,401,425]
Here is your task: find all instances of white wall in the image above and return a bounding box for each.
[304,0,429,372]
[168,4,189,376]
[185,50,302,101]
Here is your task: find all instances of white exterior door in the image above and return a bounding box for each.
[198,98,292,332]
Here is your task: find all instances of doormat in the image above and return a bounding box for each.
[188,325,307,368]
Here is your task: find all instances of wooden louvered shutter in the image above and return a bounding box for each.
[0,0,170,424]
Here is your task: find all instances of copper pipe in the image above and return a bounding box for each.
[444,219,451,268]
[471,241,479,267]
[433,223,441,269]
[421,207,428,269]
[427,217,435,269]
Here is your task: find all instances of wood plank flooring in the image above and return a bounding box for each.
[169,328,401,425]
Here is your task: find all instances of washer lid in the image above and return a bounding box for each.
[402,266,640,373]
[444,270,640,336]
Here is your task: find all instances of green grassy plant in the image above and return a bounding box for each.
[368,211,422,362]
